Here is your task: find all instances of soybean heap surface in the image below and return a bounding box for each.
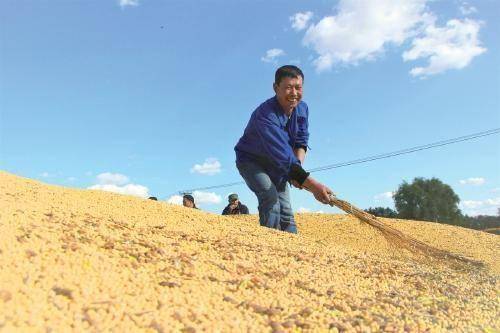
[0,171,498,332]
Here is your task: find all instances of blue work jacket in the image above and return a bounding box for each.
[235,96,310,187]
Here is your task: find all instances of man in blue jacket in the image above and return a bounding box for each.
[235,65,332,233]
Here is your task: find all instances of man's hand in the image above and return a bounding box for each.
[302,177,333,204]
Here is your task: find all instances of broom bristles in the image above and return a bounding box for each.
[328,195,484,269]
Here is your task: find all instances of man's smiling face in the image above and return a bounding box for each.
[274,75,303,116]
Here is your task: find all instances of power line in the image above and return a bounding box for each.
[308,128,500,172]
[176,128,500,195]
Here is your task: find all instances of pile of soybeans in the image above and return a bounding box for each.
[0,171,498,332]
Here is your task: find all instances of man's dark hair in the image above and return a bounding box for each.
[148,196,158,201]
[183,194,195,203]
[275,65,304,85]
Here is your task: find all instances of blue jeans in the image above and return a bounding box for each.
[236,160,297,234]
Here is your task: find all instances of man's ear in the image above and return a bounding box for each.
[273,82,278,94]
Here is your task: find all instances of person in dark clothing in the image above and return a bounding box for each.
[234,65,332,233]
[222,193,249,215]
[182,194,198,209]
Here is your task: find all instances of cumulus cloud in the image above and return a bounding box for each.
[459,177,485,186]
[303,0,432,72]
[88,183,149,198]
[88,172,149,198]
[297,207,325,213]
[190,158,222,176]
[374,191,394,201]
[290,11,313,31]
[96,172,129,185]
[297,207,311,213]
[167,191,221,206]
[459,3,477,15]
[167,195,183,206]
[193,191,222,205]
[297,0,485,75]
[261,48,285,63]
[460,197,500,216]
[403,18,486,77]
[119,0,139,8]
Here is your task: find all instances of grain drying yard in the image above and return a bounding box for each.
[0,171,498,332]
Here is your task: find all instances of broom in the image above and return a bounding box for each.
[303,184,483,269]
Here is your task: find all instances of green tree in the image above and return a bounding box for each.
[393,177,462,224]
[365,207,398,218]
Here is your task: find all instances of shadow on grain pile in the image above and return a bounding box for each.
[0,171,499,332]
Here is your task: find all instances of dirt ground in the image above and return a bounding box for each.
[1,171,498,332]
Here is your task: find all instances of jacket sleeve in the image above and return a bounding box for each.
[241,204,249,214]
[222,206,229,215]
[254,108,310,184]
[254,109,301,178]
[294,104,309,150]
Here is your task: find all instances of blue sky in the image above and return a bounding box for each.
[1,0,499,216]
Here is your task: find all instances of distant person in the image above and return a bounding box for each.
[182,194,198,209]
[222,193,249,215]
[148,196,158,201]
[234,65,332,234]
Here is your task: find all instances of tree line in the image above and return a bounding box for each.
[365,177,500,234]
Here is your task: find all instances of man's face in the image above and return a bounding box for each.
[183,198,194,208]
[230,199,239,208]
[273,76,303,116]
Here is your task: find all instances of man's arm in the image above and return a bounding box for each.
[254,110,301,175]
[294,147,307,165]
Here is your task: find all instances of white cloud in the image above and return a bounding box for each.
[403,18,486,77]
[190,158,222,176]
[261,48,285,63]
[297,207,325,213]
[459,177,485,186]
[167,195,183,206]
[96,172,130,185]
[459,3,477,15]
[88,172,148,198]
[40,172,51,178]
[461,200,483,209]
[374,191,394,201]
[166,191,221,206]
[88,183,149,198]
[193,191,221,205]
[297,1,486,76]
[119,0,139,8]
[303,0,432,72]
[491,188,500,193]
[297,207,311,213]
[460,197,500,216]
[290,11,313,31]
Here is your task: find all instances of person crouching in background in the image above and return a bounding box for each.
[222,193,249,215]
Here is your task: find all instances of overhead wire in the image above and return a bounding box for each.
[174,128,500,195]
